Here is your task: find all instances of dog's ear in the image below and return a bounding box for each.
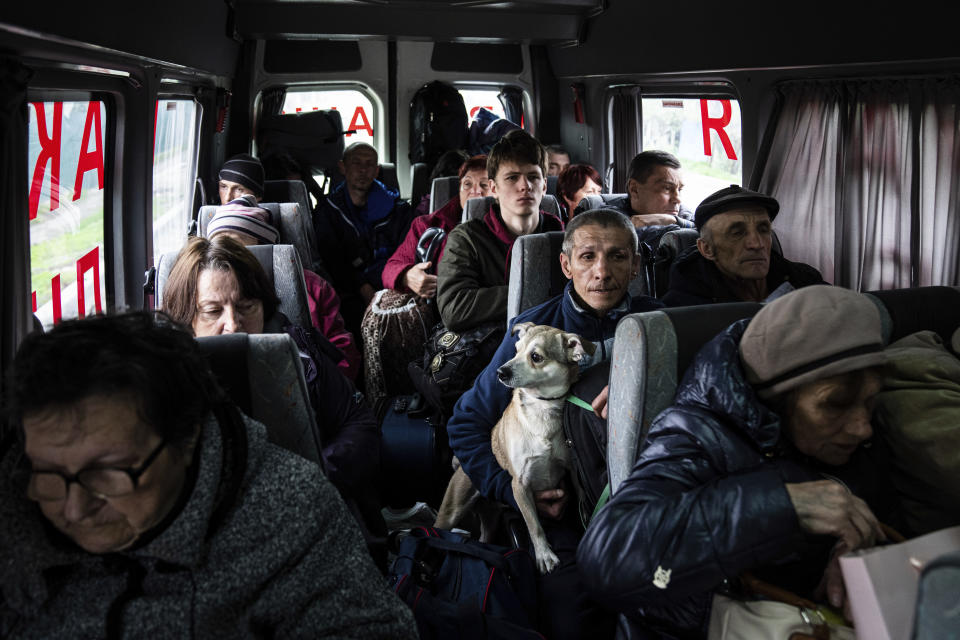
[564,334,597,363]
[512,322,535,339]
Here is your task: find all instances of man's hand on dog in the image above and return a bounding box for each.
[535,488,568,520]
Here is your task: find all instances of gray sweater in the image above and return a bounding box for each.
[0,409,417,639]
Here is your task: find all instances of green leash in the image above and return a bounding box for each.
[565,394,612,523]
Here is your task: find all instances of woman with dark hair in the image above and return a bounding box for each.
[556,163,602,221]
[162,235,385,553]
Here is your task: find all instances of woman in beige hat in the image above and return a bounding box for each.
[578,285,896,638]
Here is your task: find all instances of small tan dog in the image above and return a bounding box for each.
[434,323,596,573]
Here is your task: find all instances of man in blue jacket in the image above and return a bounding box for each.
[313,142,414,335]
[445,207,663,639]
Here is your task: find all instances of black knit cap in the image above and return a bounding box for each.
[694,184,779,231]
[219,154,264,198]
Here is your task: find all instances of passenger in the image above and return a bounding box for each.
[161,235,384,545]
[436,129,563,332]
[545,143,571,177]
[608,150,696,229]
[414,149,470,216]
[218,152,265,203]
[0,312,416,638]
[313,141,414,335]
[578,286,895,638]
[445,208,663,640]
[662,185,825,306]
[383,155,489,297]
[556,163,603,221]
[208,194,361,381]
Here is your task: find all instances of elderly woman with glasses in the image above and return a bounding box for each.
[0,312,416,638]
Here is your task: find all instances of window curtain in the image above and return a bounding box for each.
[609,87,641,193]
[0,59,33,397]
[756,77,960,290]
[498,86,524,127]
[261,87,286,117]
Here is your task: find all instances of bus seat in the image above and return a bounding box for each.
[379,162,401,195]
[574,193,625,217]
[155,243,313,331]
[410,162,430,209]
[431,176,459,213]
[541,194,561,219]
[547,175,558,195]
[197,202,315,274]
[607,303,762,492]
[654,228,699,297]
[507,231,566,322]
[865,286,960,345]
[463,195,494,222]
[195,332,321,465]
[263,180,322,266]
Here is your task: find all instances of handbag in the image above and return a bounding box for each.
[408,320,505,417]
[708,574,855,640]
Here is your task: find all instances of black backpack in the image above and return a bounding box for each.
[388,527,542,640]
[409,81,469,167]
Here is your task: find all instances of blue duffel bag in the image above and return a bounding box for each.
[388,526,542,639]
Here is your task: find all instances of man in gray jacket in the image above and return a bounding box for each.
[0,312,416,639]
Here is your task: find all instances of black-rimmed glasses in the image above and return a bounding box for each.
[26,439,167,501]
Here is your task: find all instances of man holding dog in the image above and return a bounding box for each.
[445,208,662,639]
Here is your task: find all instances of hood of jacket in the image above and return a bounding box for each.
[481,203,564,281]
[674,317,783,452]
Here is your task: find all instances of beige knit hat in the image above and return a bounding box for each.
[740,285,887,399]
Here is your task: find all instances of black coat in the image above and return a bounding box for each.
[662,246,825,307]
[576,319,892,639]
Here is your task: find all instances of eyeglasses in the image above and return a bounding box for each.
[26,439,167,501]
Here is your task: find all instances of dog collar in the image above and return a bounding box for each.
[535,393,567,401]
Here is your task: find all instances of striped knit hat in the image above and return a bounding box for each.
[219,154,264,198]
[208,195,279,245]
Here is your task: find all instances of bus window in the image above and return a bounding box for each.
[281,88,376,146]
[153,98,199,264]
[459,89,507,122]
[28,100,107,329]
[642,97,742,209]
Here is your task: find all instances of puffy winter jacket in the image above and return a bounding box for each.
[577,319,891,639]
[662,245,825,307]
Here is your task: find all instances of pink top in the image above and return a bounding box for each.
[304,268,361,381]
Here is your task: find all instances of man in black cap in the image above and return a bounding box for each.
[662,185,825,306]
[218,153,265,204]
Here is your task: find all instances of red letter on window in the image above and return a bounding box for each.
[29,102,63,219]
[700,99,738,161]
[51,274,62,325]
[76,247,103,317]
[347,107,374,138]
[73,102,104,201]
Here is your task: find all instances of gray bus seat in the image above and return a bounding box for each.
[196,332,321,464]
[607,302,762,492]
[379,162,400,195]
[198,201,315,275]
[263,180,323,268]
[547,175,558,195]
[507,231,566,322]
[574,193,625,217]
[430,176,459,213]
[461,194,562,224]
[155,243,313,331]
[410,162,430,208]
[654,228,700,297]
